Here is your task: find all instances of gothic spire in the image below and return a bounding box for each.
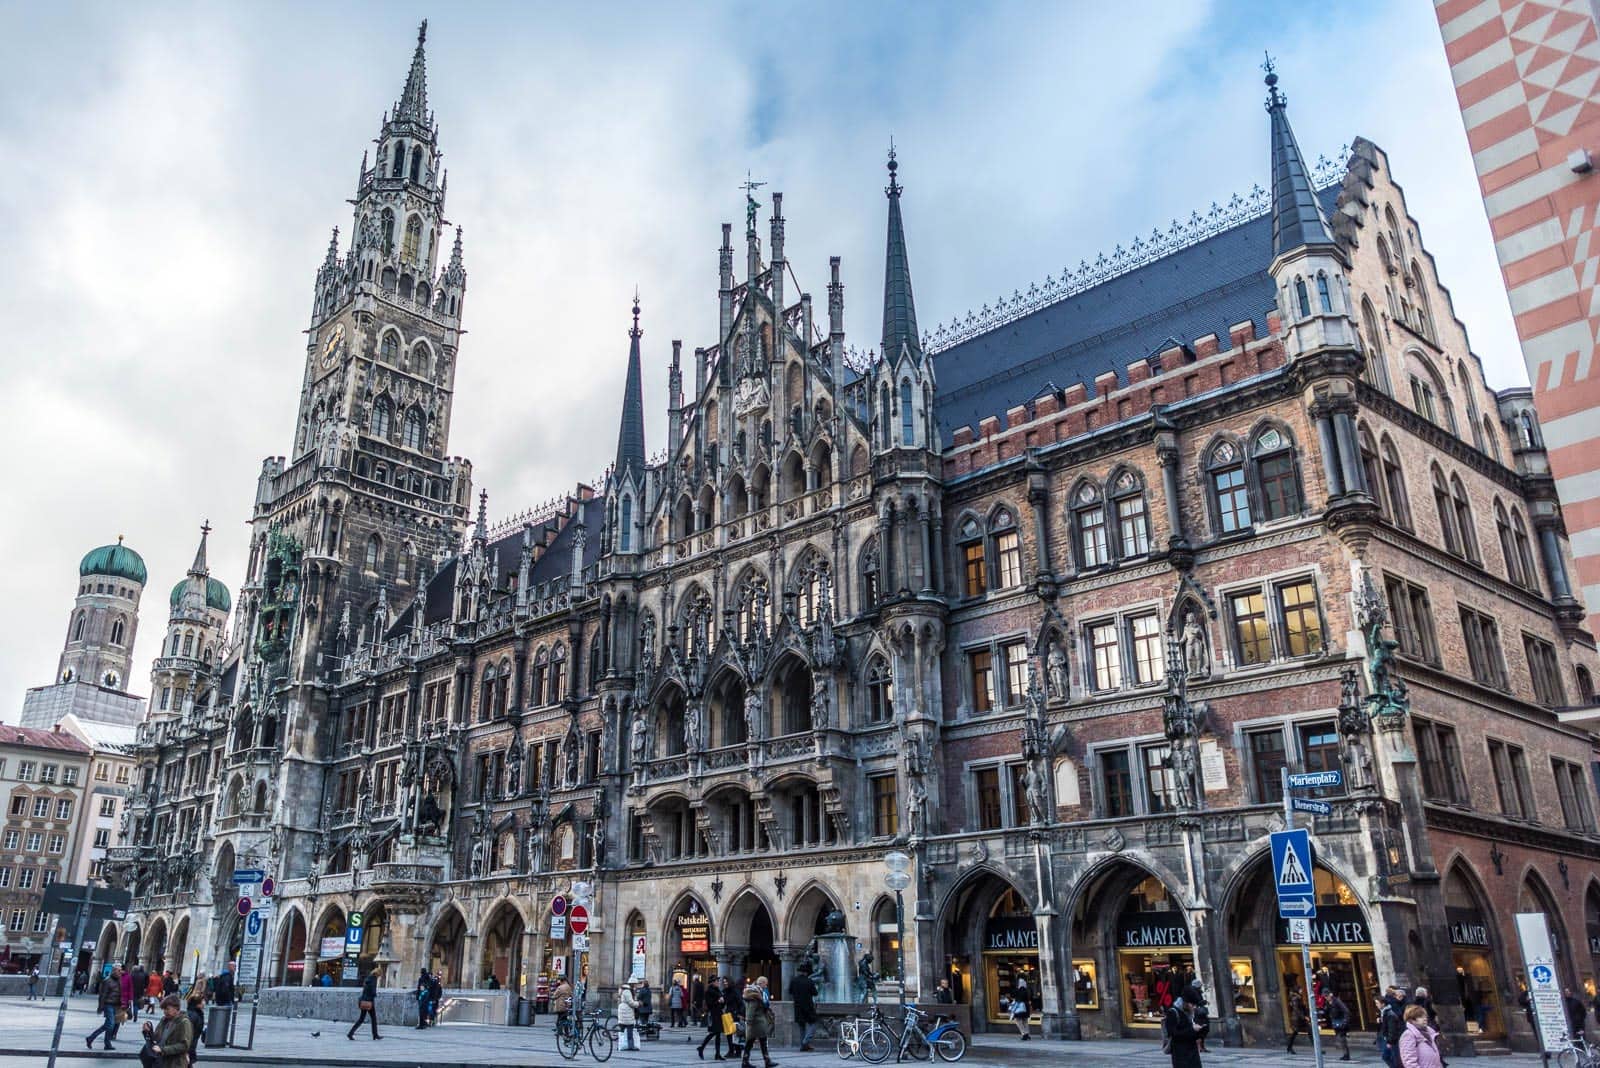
[474,488,488,544]
[881,143,921,363]
[1264,59,1334,258]
[394,20,430,125]
[614,294,647,486]
[189,521,211,577]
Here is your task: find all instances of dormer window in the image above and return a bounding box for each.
[1294,277,1311,318]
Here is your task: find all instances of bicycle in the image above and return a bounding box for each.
[859,1003,957,1063]
[1556,1033,1600,1068]
[837,1016,866,1059]
[555,1008,615,1062]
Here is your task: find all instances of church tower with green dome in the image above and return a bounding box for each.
[146,523,232,723]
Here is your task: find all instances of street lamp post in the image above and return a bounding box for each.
[884,851,912,1007]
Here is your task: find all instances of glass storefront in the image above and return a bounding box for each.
[1274,870,1378,1033]
[672,900,714,985]
[1229,957,1258,1014]
[1117,876,1194,1029]
[1447,900,1503,1038]
[981,889,1040,1024]
[1072,959,1099,1009]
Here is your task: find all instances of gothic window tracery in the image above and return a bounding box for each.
[402,215,422,261]
[370,398,392,439]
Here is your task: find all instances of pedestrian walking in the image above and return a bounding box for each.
[86,964,124,1050]
[26,966,40,1000]
[1328,991,1352,1061]
[1287,986,1311,1053]
[692,974,706,1027]
[128,964,147,1019]
[184,996,204,1066]
[638,977,654,1031]
[697,974,727,1060]
[1565,988,1589,1041]
[670,978,687,1027]
[1379,989,1407,1068]
[139,994,194,1068]
[618,978,643,1051]
[1009,987,1031,1039]
[552,976,574,1035]
[414,970,432,1029]
[740,975,776,1068]
[724,977,745,1059]
[146,970,164,1012]
[789,968,818,1052]
[426,971,442,1026]
[1184,978,1211,1053]
[346,970,381,1041]
[1166,996,1203,1068]
[1399,1004,1443,1068]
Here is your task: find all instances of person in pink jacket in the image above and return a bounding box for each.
[1398,1004,1444,1068]
[119,969,135,1016]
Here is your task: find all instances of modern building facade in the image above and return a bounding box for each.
[1434,0,1600,636]
[107,23,1600,1054]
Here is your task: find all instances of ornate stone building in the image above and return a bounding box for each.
[108,26,1600,1053]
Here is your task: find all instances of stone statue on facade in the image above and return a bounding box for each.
[1023,760,1048,825]
[506,742,522,798]
[684,701,702,753]
[630,714,649,772]
[907,779,928,839]
[743,688,763,742]
[1182,608,1209,678]
[1047,641,1070,699]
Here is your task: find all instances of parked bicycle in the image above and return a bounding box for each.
[1556,1032,1600,1068]
[856,1003,965,1063]
[555,1008,615,1062]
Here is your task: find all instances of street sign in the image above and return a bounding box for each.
[1287,770,1342,790]
[1270,828,1317,920]
[232,868,266,885]
[244,910,266,948]
[572,933,590,953]
[236,948,260,987]
[1291,797,1332,816]
[550,913,567,940]
[1517,913,1567,1052]
[236,897,253,917]
[551,895,568,916]
[260,877,275,897]
[1287,918,1312,944]
[569,905,590,936]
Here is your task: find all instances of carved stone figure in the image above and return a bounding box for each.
[907,779,928,838]
[1023,761,1048,825]
[470,837,486,878]
[1047,641,1070,699]
[743,688,762,741]
[630,714,649,767]
[684,701,702,752]
[1182,610,1209,678]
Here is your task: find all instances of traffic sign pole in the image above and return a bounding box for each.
[1283,767,1325,1068]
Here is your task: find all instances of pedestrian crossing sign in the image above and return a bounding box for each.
[1270,828,1317,920]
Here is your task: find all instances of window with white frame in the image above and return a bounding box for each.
[1086,620,1122,692]
[31,797,48,818]
[1225,576,1324,666]
[17,762,35,782]
[18,868,34,889]
[0,868,10,888]
[47,834,63,854]
[39,765,57,784]
[1094,741,1179,817]
[1001,641,1029,707]
[55,799,71,821]
[32,909,49,933]
[99,797,116,818]
[93,829,110,849]
[24,832,42,852]
[2,830,17,850]
[1130,614,1165,685]
[8,909,24,932]
[62,767,78,787]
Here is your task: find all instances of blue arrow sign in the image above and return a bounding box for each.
[1287,770,1342,790]
[1270,828,1317,920]
[1291,797,1332,816]
[232,868,266,884]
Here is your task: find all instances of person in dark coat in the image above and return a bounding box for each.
[211,963,235,1008]
[347,971,381,1041]
[697,974,727,1060]
[691,975,706,1027]
[414,971,431,1029]
[1287,987,1311,1053]
[789,970,818,1051]
[1166,997,1203,1068]
[427,972,442,1026]
[1184,978,1211,1053]
[1328,992,1352,1061]
[86,964,123,1050]
[1565,988,1589,1040]
[129,965,148,1019]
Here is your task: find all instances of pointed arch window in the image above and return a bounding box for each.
[365,534,382,573]
[958,517,986,598]
[1207,440,1251,534]
[110,617,125,647]
[381,208,396,255]
[381,332,399,363]
[1483,416,1502,463]
[402,215,422,261]
[391,142,406,177]
[1316,272,1333,314]
[1072,483,1109,568]
[1252,425,1302,522]
[1294,277,1311,318]
[403,407,425,451]
[879,383,892,449]
[1450,475,1480,564]
[1431,467,1462,556]
[181,632,194,657]
[1359,297,1391,394]
[860,537,881,609]
[1380,437,1412,529]
[549,646,567,704]
[796,562,827,627]
[409,146,423,183]
[735,576,769,644]
[899,379,915,446]
[1112,470,1150,557]
[370,398,392,439]
[72,613,85,642]
[865,656,893,725]
[1511,511,1539,594]
[1495,501,1521,587]
[990,511,1022,588]
[1358,427,1386,518]
[619,495,633,552]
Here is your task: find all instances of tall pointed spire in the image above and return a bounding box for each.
[189,521,212,577]
[881,143,921,363]
[394,20,429,124]
[614,293,647,486]
[1264,58,1334,258]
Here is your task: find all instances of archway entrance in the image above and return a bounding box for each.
[666,897,715,990]
[314,907,347,985]
[1229,857,1378,1040]
[1585,884,1600,992]
[168,918,190,982]
[355,904,388,982]
[1446,864,1505,1038]
[95,922,119,983]
[1071,862,1191,1038]
[122,925,141,968]
[725,892,779,988]
[145,918,169,973]
[480,903,525,992]
[278,910,308,986]
[428,907,466,986]
[1517,873,1572,986]
[939,870,1038,1033]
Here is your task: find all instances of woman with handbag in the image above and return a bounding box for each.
[740,976,777,1068]
[618,979,643,1051]
[139,995,194,1068]
[347,971,381,1041]
[697,975,727,1060]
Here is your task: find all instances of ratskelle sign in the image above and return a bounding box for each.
[678,905,709,954]
[1117,912,1192,949]
[984,916,1040,952]
[1275,905,1368,946]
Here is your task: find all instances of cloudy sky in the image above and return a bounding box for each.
[0,1,1520,711]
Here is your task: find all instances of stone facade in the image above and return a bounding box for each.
[105,26,1600,1056]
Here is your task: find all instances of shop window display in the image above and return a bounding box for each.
[1072,959,1099,1009]
[981,888,1041,1024]
[1117,875,1194,1028]
[1230,957,1258,1013]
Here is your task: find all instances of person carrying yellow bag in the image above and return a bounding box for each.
[696,974,728,1060]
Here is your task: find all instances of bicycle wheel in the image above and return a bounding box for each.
[904,1029,935,1062]
[589,1024,615,1062]
[1558,1047,1580,1068]
[860,1025,893,1064]
[837,1034,856,1059]
[557,1024,583,1061]
[933,1029,967,1062]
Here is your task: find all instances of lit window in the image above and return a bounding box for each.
[1088,622,1122,691]
[994,530,1022,589]
[969,649,995,714]
[1077,505,1108,567]
[1002,641,1029,706]
[1278,580,1322,657]
[962,541,987,598]
[871,774,898,838]
[1231,591,1271,665]
[1130,614,1164,685]
[1116,494,1149,557]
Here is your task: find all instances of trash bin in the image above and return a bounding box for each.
[204,1005,233,1047]
[517,997,531,1026]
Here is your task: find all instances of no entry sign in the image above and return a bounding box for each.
[569,905,590,936]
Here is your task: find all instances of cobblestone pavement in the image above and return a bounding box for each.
[0,999,1552,1067]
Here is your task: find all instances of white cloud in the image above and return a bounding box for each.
[0,1,1527,711]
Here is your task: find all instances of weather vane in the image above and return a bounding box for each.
[1261,52,1276,76]
[741,170,766,231]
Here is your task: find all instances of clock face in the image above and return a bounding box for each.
[60,668,75,683]
[322,324,346,367]
[102,670,120,688]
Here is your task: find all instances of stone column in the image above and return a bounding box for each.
[1536,521,1575,600]
[1031,837,1075,1038]
[1332,409,1367,496]
[1026,465,1053,582]
[1313,410,1346,498]
[1156,432,1187,552]
[918,507,934,595]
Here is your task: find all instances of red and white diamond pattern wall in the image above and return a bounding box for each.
[1437,0,1600,631]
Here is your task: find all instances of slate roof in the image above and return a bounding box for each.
[0,724,92,755]
[930,185,1339,444]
